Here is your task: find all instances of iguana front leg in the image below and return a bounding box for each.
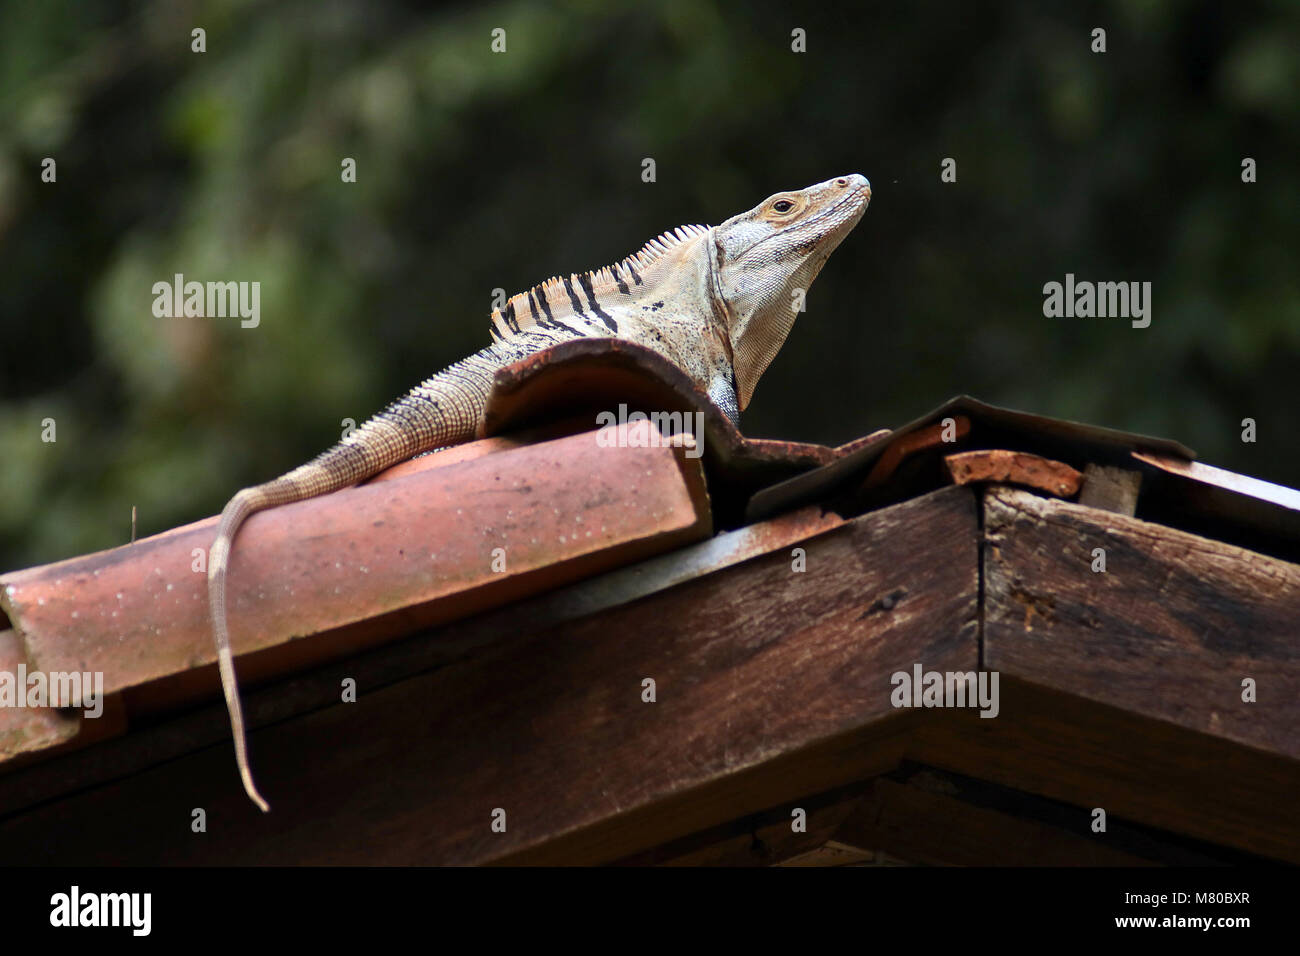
[708,374,741,425]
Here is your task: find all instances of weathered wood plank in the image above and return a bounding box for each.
[776,841,897,866]
[911,681,1300,862]
[0,486,980,865]
[833,770,1156,866]
[983,486,1300,759]
[608,784,868,866]
[967,487,1300,860]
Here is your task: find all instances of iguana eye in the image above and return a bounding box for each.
[772,199,794,213]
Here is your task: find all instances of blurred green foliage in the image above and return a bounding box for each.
[1,0,1297,570]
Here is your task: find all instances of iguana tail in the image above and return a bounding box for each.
[209,479,316,813]
[207,350,502,811]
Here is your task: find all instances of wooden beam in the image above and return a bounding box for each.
[776,842,895,866]
[911,683,1300,862]
[834,770,1158,866]
[908,486,1300,862]
[983,486,1300,760]
[610,783,870,866]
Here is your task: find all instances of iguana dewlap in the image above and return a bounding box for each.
[209,174,871,810]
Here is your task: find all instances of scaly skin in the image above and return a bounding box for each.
[209,174,871,810]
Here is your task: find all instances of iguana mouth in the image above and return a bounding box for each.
[824,181,872,223]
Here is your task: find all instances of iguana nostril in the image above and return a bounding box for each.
[836,178,848,187]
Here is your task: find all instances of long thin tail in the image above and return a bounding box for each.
[208,482,307,812]
[207,348,502,810]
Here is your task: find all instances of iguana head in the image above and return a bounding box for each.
[710,174,871,410]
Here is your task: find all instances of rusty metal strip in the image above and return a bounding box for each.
[748,394,1196,521]
[860,417,971,491]
[1133,451,1300,513]
[945,449,1082,498]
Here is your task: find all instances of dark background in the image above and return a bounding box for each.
[1,0,1296,570]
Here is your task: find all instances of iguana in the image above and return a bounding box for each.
[209,173,871,810]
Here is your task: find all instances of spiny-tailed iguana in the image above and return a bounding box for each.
[210,174,871,810]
